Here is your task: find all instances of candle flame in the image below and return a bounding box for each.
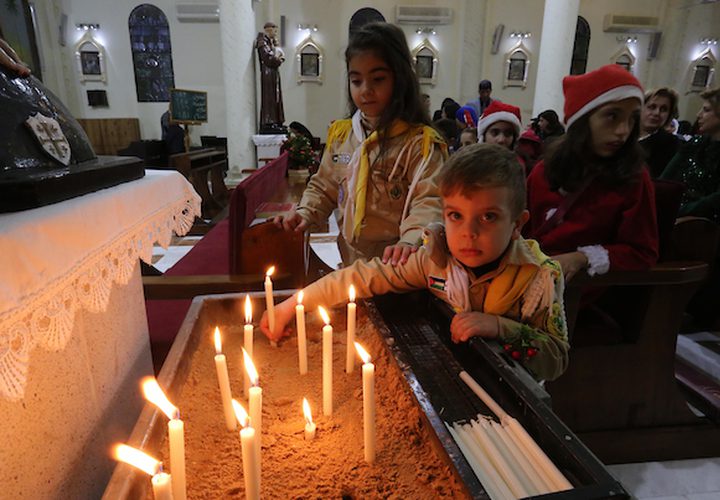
[302,397,313,425]
[244,294,252,324]
[114,444,161,476]
[266,266,275,278]
[141,377,179,420]
[232,398,249,428]
[354,342,371,364]
[242,347,259,385]
[297,290,304,306]
[213,326,222,355]
[318,306,330,326]
[349,284,356,303]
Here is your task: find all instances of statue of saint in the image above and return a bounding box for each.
[256,22,287,134]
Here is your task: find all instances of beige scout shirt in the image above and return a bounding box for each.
[302,226,570,381]
[295,120,445,263]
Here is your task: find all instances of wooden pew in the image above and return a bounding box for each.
[546,216,720,464]
[169,148,229,218]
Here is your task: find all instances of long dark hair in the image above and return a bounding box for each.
[544,110,645,192]
[345,22,429,134]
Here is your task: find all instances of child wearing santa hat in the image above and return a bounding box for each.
[477,101,523,150]
[525,64,659,282]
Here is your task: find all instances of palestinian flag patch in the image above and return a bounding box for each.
[428,276,446,292]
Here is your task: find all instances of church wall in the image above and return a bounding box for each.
[37,0,227,144]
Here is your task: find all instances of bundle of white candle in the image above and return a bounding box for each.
[446,371,573,500]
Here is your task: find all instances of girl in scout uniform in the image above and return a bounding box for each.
[274,22,447,266]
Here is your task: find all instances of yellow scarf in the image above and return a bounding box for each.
[327,118,447,240]
[483,263,538,315]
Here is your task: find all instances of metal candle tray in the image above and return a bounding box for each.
[366,291,629,500]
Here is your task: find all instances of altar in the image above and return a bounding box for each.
[0,170,200,498]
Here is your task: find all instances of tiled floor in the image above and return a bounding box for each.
[151,220,720,500]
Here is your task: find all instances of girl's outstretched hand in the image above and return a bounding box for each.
[450,312,499,343]
[381,243,418,266]
[272,209,308,232]
[260,298,296,342]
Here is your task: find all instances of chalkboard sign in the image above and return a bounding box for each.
[170,88,208,124]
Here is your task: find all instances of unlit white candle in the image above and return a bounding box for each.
[505,417,572,492]
[168,418,186,500]
[490,419,548,495]
[296,291,307,374]
[472,419,528,498]
[448,423,508,500]
[346,285,356,373]
[151,471,174,500]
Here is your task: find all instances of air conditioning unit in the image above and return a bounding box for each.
[176,2,220,23]
[396,5,453,25]
[603,14,659,33]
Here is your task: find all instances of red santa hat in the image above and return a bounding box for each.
[476,101,522,142]
[563,64,644,129]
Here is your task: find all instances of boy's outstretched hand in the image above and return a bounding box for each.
[381,243,418,266]
[450,312,500,343]
[260,298,296,343]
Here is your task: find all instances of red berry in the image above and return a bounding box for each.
[503,344,513,352]
[511,350,522,360]
[526,347,538,358]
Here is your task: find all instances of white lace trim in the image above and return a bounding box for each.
[578,244,610,276]
[0,194,199,401]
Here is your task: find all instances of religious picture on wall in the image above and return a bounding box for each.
[508,58,526,81]
[301,53,319,77]
[692,65,710,88]
[416,55,433,80]
[80,51,101,75]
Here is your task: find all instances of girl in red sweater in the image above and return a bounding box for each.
[525,64,659,281]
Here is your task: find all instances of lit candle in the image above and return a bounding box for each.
[243,347,263,461]
[302,397,316,440]
[318,306,333,416]
[232,400,261,500]
[355,342,376,463]
[244,295,254,397]
[296,291,308,375]
[346,285,356,374]
[264,266,276,337]
[113,444,174,500]
[141,378,186,500]
[213,327,237,430]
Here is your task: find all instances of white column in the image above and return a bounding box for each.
[532,0,580,119]
[220,0,257,181]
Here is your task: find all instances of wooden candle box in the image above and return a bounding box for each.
[104,291,628,499]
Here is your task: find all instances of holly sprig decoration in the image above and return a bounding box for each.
[502,324,548,363]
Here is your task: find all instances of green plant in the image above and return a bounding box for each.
[282,134,317,169]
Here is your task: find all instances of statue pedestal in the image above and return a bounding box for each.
[252,134,287,168]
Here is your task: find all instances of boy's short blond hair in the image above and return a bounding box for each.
[438,143,526,217]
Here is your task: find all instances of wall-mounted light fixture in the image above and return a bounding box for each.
[509,31,531,39]
[415,27,436,36]
[297,24,318,32]
[75,23,100,31]
[616,36,638,44]
[700,37,718,45]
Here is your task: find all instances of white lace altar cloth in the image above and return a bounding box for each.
[0,170,201,400]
